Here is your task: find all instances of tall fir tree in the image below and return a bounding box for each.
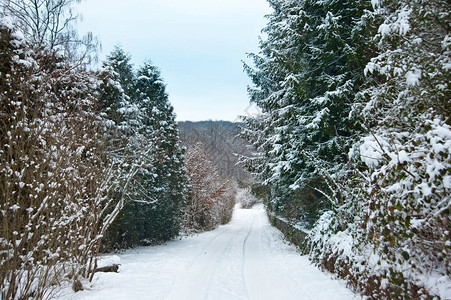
[98,49,188,250]
[241,0,376,225]
[134,61,189,243]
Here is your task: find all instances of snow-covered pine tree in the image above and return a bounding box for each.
[132,61,188,243]
[241,0,376,225]
[97,47,133,124]
[96,47,143,250]
[98,51,188,250]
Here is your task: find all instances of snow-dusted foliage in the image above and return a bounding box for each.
[0,6,189,298]
[305,0,451,298]
[183,142,236,232]
[236,188,260,209]
[0,17,124,299]
[243,0,450,298]
[98,48,189,250]
[240,0,375,225]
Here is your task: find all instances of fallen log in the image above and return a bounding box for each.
[95,264,120,273]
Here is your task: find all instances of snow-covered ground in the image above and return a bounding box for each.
[57,204,360,300]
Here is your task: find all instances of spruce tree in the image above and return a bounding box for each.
[242,0,376,225]
[98,51,188,250]
[134,61,188,243]
[96,47,144,250]
[97,47,135,123]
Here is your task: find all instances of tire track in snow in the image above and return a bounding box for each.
[60,205,359,300]
[242,208,276,300]
[164,223,248,300]
[240,213,255,300]
[204,224,249,299]
[184,225,230,270]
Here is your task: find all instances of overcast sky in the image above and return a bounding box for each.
[76,0,271,121]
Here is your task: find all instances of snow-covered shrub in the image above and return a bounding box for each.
[2,0,99,65]
[215,180,237,225]
[236,188,260,209]
[0,21,83,299]
[0,16,130,299]
[306,0,451,298]
[359,0,450,295]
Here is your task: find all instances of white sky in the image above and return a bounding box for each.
[76,0,271,121]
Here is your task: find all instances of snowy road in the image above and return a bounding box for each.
[59,205,360,300]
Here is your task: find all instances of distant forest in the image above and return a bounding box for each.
[178,121,252,184]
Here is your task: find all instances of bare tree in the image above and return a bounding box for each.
[1,0,99,65]
[183,142,236,232]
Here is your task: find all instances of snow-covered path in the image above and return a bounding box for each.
[59,205,360,300]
